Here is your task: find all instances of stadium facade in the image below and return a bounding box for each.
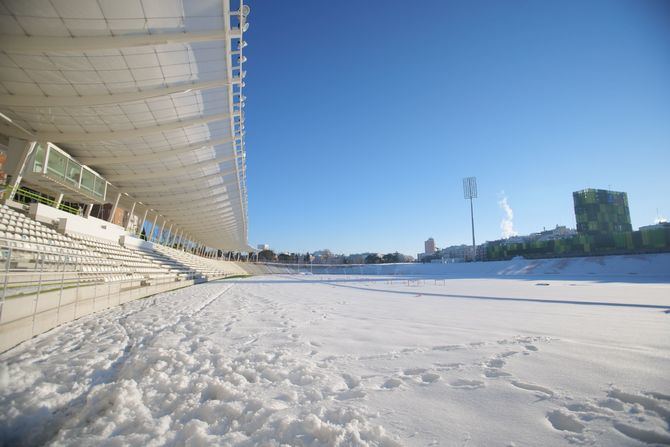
[0,0,252,251]
[0,0,293,352]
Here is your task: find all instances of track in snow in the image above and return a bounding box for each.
[1,275,669,446]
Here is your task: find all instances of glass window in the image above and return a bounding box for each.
[93,177,106,199]
[46,149,67,180]
[65,159,81,186]
[32,143,45,173]
[81,169,95,192]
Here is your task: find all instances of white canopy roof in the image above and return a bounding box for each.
[0,0,250,250]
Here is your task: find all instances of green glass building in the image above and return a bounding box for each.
[573,189,632,235]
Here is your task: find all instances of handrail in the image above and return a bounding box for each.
[13,187,79,215]
[1,236,200,316]
[0,237,198,277]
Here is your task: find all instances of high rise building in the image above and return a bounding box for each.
[573,189,632,235]
[424,237,436,254]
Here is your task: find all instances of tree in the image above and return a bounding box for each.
[258,249,277,262]
[382,252,401,263]
[365,254,383,264]
[320,249,333,261]
[303,252,312,263]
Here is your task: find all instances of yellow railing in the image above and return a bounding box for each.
[14,187,79,215]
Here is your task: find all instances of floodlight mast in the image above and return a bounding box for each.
[463,177,478,261]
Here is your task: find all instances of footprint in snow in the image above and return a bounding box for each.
[434,362,463,371]
[484,369,511,378]
[546,409,584,433]
[450,379,485,390]
[511,380,554,397]
[337,388,367,401]
[421,372,440,384]
[432,345,463,351]
[342,373,361,389]
[486,358,506,369]
[381,377,403,389]
[403,368,427,376]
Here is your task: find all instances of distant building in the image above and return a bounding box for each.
[573,189,632,235]
[503,225,577,245]
[639,222,670,232]
[438,244,469,261]
[257,244,270,250]
[424,238,436,254]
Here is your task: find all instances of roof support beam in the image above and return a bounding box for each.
[116,170,235,193]
[165,204,235,217]
[191,228,239,238]
[155,197,231,212]
[0,30,228,54]
[105,158,237,183]
[139,192,243,209]
[0,79,233,108]
[136,186,231,201]
[222,5,249,245]
[158,203,234,217]
[168,214,237,226]
[78,136,238,165]
[37,111,233,143]
[184,224,239,235]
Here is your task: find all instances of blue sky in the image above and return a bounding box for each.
[243,0,670,256]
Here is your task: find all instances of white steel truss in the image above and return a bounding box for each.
[0,0,251,251]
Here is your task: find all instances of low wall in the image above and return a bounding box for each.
[121,234,155,250]
[0,277,195,353]
[243,252,670,281]
[29,202,126,242]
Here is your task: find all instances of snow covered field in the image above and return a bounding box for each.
[1,270,669,445]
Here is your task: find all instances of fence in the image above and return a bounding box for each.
[0,237,199,352]
[13,187,79,215]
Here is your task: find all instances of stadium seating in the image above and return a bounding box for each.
[1,204,245,292]
[1,204,114,281]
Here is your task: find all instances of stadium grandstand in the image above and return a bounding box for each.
[0,0,282,352]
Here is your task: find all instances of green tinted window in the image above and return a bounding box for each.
[33,144,45,172]
[81,169,95,192]
[46,149,67,179]
[93,177,106,198]
[65,159,81,186]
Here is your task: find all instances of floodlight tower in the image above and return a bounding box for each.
[463,177,478,261]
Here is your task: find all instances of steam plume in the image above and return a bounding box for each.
[498,193,518,239]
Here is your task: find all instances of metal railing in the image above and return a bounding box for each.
[13,187,79,215]
[0,237,199,327]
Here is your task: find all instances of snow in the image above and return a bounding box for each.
[307,253,670,280]
[1,256,669,446]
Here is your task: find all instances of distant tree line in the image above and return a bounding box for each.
[256,250,412,264]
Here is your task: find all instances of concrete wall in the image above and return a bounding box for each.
[121,234,155,250]
[29,202,127,242]
[0,277,195,353]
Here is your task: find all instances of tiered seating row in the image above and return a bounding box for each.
[151,244,239,279]
[70,234,179,279]
[0,204,116,276]
[1,204,244,290]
